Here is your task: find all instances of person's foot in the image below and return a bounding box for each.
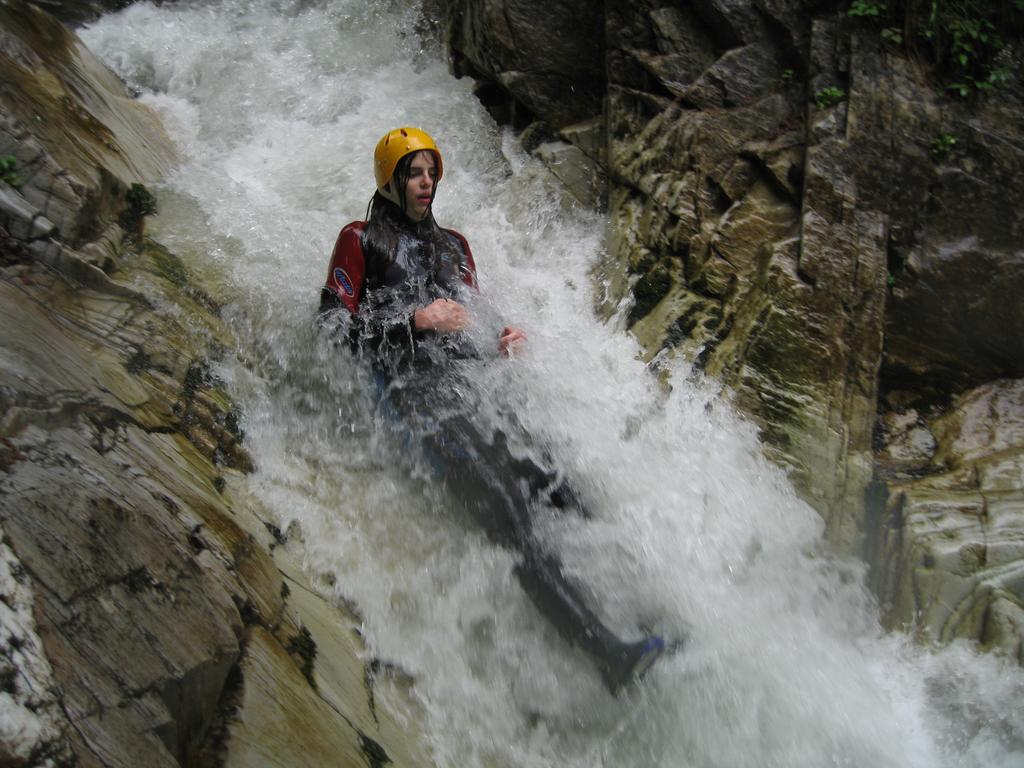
[601,635,666,694]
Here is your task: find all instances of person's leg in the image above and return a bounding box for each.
[376,370,664,690]
[418,410,664,691]
[513,547,626,661]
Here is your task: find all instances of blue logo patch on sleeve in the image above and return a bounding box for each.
[333,267,354,296]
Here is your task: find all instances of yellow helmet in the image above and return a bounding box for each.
[373,126,444,194]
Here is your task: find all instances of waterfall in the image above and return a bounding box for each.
[81,2,1023,766]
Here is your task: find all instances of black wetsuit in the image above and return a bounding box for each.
[319,213,650,685]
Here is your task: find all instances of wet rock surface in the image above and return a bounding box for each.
[30,1,135,28]
[443,0,1024,656]
[445,0,605,129]
[1,3,430,766]
[870,381,1024,663]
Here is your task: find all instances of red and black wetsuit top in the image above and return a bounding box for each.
[320,219,479,369]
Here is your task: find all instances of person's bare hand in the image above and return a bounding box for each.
[414,298,470,333]
[498,326,527,357]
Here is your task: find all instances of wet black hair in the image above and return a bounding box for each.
[361,150,465,286]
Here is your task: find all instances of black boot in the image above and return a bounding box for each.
[599,635,666,695]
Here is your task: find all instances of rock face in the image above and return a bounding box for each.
[446,0,605,129]
[0,1,174,246]
[27,2,134,28]
[442,0,1024,656]
[870,380,1024,663]
[1,2,430,765]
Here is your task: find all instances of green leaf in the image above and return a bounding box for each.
[881,27,903,44]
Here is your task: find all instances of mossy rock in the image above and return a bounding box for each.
[144,238,189,287]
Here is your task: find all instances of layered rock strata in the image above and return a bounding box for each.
[1,2,428,765]
[441,0,1024,658]
[869,381,1024,662]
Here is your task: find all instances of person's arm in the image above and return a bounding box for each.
[414,298,470,332]
[448,229,478,291]
[450,227,524,356]
[498,326,527,356]
[321,223,366,315]
[448,229,524,355]
[321,222,411,356]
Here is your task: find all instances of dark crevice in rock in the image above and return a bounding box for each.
[0,664,17,695]
[518,120,556,154]
[183,362,214,400]
[189,660,244,768]
[455,57,538,131]
[688,0,754,51]
[358,731,392,768]
[861,478,890,565]
[187,525,207,555]
[795,265,816,287]
[877,359,959,415]
[664,301,724,350]
[122,565,169,596]
[738,148,803,204]
[124,345,151,374]
[693,313,734,371]
[363,660,380,727]
[233,596,262,629]
[755,4,809,76]
[613,46,690,103]
[609,80,680,120]
[286,625,317,690]
[627,263,672,326]
[363,656,415,728]
[705,175,733,215]
[1,225,34,265]
[263,522,286,548]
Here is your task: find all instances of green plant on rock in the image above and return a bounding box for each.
[931,132,958,158]
[942,13,1004,95]
[119,182,157,237]
[882,0,1020,96]
[0,155,22,186]
[848,0,886,17]
[881,26,904,44]
[845,0,1021,97]
[814,86,847,109]
[287,625,318,689]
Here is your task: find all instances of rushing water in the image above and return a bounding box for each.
[81,2,1024,766]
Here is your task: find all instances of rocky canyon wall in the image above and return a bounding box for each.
[0,3,428,765]
[440,0,1024,660]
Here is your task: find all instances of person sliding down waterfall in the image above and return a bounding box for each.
[318,126,665,693]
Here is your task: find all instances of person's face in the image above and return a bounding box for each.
[403,150,437,222]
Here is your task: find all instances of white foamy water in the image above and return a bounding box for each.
[82,2,1023,766]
